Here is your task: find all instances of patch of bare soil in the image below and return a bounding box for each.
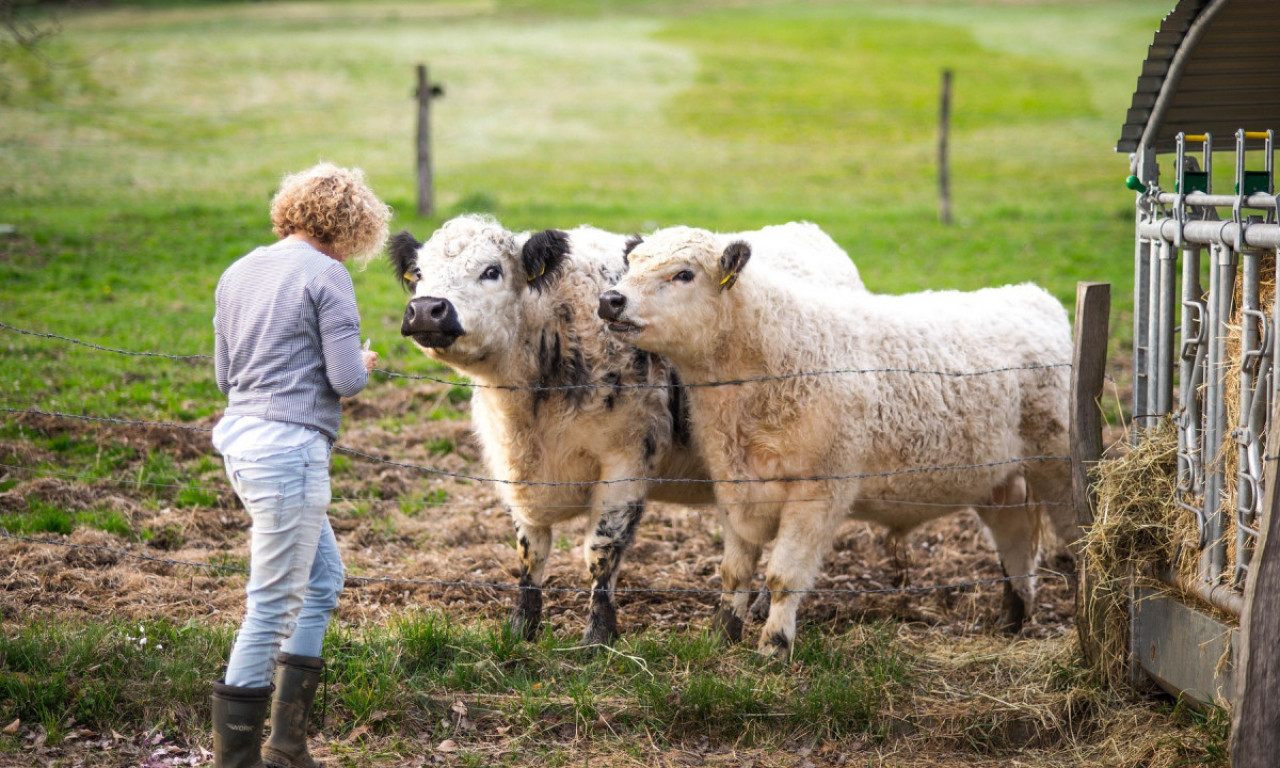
[0,376,1177,768]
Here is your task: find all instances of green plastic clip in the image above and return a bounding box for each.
[1125,175,1148,193]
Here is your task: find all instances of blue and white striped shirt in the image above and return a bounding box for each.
[213,239,369,442]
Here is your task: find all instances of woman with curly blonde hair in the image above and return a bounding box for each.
[210,163,391,768]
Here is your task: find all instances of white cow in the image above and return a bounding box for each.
[598,226,1074,656]
[390,215,863,644]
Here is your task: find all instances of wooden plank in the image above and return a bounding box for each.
[1071,282,1110,666]
[1230,400,1280,765]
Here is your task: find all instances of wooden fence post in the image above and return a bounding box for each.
[938,69,952,226]
[415,64,444,218]
[1070,281,1110,666]
[1230,400,1280,765]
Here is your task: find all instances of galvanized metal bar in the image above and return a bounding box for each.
[1156,239,1178,414]
[1203,244,1237,584]
[1178,245,1207,514]
[1202,243,1223,558]
[1153,566,1246,617]
[1139,219,1280,249]
[1132,146,1159,434]
[1235,249,1264,588]
[1135,234,1153,430]
[1147,239,1165,423]
[1154,192,1278,209]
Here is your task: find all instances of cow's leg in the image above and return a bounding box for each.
[510,514,552,642]
[757,487,838,658]
[581,477,646,646]
[748,582,771,623]
[713,524,763,643]
[885,528,912,588]
[975,473,1039,634]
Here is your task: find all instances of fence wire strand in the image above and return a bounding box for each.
[3,405,1069,489]
[1,319,1072,392]
[0,529,1061,599]
[0,459,1074,512]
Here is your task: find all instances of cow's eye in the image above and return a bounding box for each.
[480,265,502,281]
[671,270,695,283]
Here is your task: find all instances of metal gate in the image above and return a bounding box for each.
[1127,128,1277,703]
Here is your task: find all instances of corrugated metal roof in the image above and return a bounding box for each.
[1116,0,1280,154]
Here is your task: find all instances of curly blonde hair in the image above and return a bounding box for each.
[270,162,392,267]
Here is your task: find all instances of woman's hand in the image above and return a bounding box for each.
[362,350,378,373]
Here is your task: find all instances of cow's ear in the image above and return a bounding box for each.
[388,230,422,292]
[521,229,570,292]
[719,240,751,292]
[622,235,643,269]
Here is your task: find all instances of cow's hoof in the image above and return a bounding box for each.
[582,603,618,646]
[997,581,1028,634]
[757,630,791,659]
[748,589,771,622]
[711,606,744,643]
[510,606,542,642]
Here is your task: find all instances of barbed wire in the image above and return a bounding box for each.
[0,460,1074,512]
[0,529,1063,598]
[2,405,1069,488]
[1,319,1073,392]
[0,320,211,361]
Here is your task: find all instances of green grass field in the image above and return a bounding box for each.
[2,1,1230,766]
[2,0,1164,420]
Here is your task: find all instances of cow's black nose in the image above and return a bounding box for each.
[403,297,451,333]
[598,290,627,321]
[402,296,464,348]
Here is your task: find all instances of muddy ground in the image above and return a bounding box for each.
[1,376,1178,768]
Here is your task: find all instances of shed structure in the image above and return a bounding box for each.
[1113,0,1280,745]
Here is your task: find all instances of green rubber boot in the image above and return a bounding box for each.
[262,653,326,768]
[211,681,272,768]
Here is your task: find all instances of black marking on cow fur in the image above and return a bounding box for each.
[642,433,657,463]
[512,568,544,642]
[592,500,644,556]
[998,578,1028,634]
[667,369,693,447]
[532,330,590,415]
[583,590,619,645]
[600,370,622,410]
[631,348,652,378]
[622,235,643,268]
[712,606,744,643]
[521,229,570,293]
[765,631,791,655]
[388,229,422,292]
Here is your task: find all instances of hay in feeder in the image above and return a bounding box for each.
[1081,418,1202,689]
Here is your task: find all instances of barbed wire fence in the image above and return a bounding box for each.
[0,319,1081,604]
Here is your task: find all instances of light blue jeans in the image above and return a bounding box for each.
[222,435,344,688]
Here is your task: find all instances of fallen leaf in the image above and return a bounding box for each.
[437,739,459,753]
[2,720,19,735]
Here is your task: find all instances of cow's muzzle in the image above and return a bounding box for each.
[401,296,464,349]
[598,290,639,334]
[598,290,628,322]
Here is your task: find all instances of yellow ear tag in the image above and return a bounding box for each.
[719,273,733,286]
[527,263,546,283]
[403,271,415,282]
